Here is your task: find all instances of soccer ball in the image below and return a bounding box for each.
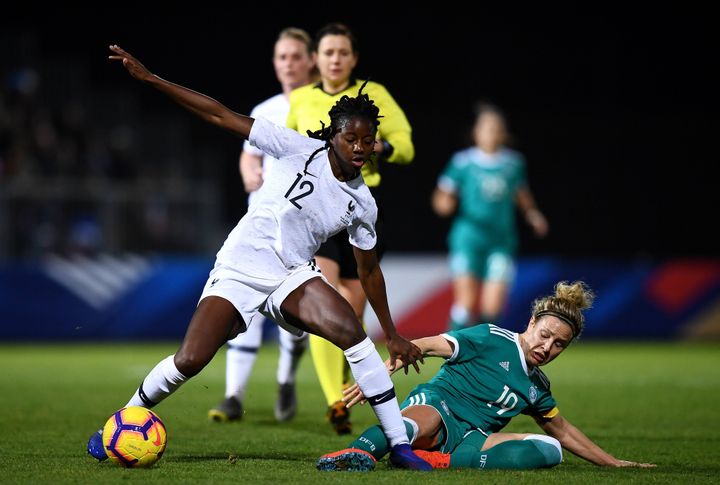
[102,406,167,467]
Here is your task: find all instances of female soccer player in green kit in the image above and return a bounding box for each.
[432,103,548,331]
[318,281,656,471]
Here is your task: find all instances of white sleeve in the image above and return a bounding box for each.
[242,104,267,156]
[248,117,307,160]
[437,175,457,193]
[347,206,377,251]
[242,138,263,157]
[440,333,460,361]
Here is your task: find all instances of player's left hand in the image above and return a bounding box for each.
[386,335,424,375]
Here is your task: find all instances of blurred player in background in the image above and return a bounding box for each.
[318,281,656,471]
[287,22,415,435]
[432,103,548,331]
[208,27,316,425]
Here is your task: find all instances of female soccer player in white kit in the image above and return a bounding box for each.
[87,44,432,471]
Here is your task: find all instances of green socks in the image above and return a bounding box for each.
[450,433,562,469]
[348,420,416,460]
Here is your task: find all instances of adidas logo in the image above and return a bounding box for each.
[499,361,510,371]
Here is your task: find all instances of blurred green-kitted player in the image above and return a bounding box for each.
[432,103,548,331]
[317,281,656,471]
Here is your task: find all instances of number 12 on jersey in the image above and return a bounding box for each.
[284,173,315,209]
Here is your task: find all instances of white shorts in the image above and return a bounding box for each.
[198,260,325,336]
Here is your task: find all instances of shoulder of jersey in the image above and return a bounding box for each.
[452,147,477,166]
[500,147,525,164]
[290,83,318,100]
[531,367,551,389]
[488,324,515,342]
[362,80,389,95]
[253,93,286,112]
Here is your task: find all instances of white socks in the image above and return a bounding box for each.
[344,337,408,447]
[225,324,307,399]
[450,304,472,327]
[126,354,188,408]
[277,330,307,385]
[224,324,262,399]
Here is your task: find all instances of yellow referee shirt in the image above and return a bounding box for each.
[287,80,414,187]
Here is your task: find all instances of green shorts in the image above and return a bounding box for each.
[401,384,489,453]
[447,223,515,281]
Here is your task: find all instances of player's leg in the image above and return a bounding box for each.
[88,296,241,460]
[476,251,515,324]
[274,328,307,421]
[447,224,486,329]
[450,274,479,330]
[318,388,445,471]
[334,276,368,431]
[281,278,430,471]
[416,431,562,470]
[128,296,241,407]
[208,316,264,422]
[310,251,354,433]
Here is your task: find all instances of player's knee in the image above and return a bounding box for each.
[524,434,562,467]
[173,351,210,377]
[332,319,366,349]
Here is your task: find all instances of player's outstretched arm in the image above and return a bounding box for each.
[108,44,253,138]
[537,413,656,468]
[353,246,423,375]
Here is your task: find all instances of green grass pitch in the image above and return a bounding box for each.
[1,341,718,483]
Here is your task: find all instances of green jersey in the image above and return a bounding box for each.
[427,324,557,434]
[439,147,527,250]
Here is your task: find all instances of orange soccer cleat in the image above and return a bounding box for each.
[413,449,451,469]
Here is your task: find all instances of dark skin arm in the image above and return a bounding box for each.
[353,245,424,374]
[108,45,253,138]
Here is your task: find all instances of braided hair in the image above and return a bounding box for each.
[302,80,382,176]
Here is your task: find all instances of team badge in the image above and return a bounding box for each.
[529,386,538,403]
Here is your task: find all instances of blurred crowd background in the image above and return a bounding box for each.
[1,7,717,341]
[1,7,715,260]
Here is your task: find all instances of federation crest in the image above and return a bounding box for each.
[529,386,538,403]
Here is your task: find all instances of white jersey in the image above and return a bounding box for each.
[216,117,378,279]
[242,93,289,205]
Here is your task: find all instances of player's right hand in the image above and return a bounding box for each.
[342,383,366,408]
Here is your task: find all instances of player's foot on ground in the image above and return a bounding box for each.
[87,428,107,461]
[327,400,352,435]
[316,448,376,472]
[413,449,451,469]
[208,396,243,422]
[274,383,297,422]
[389,443,433,471]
